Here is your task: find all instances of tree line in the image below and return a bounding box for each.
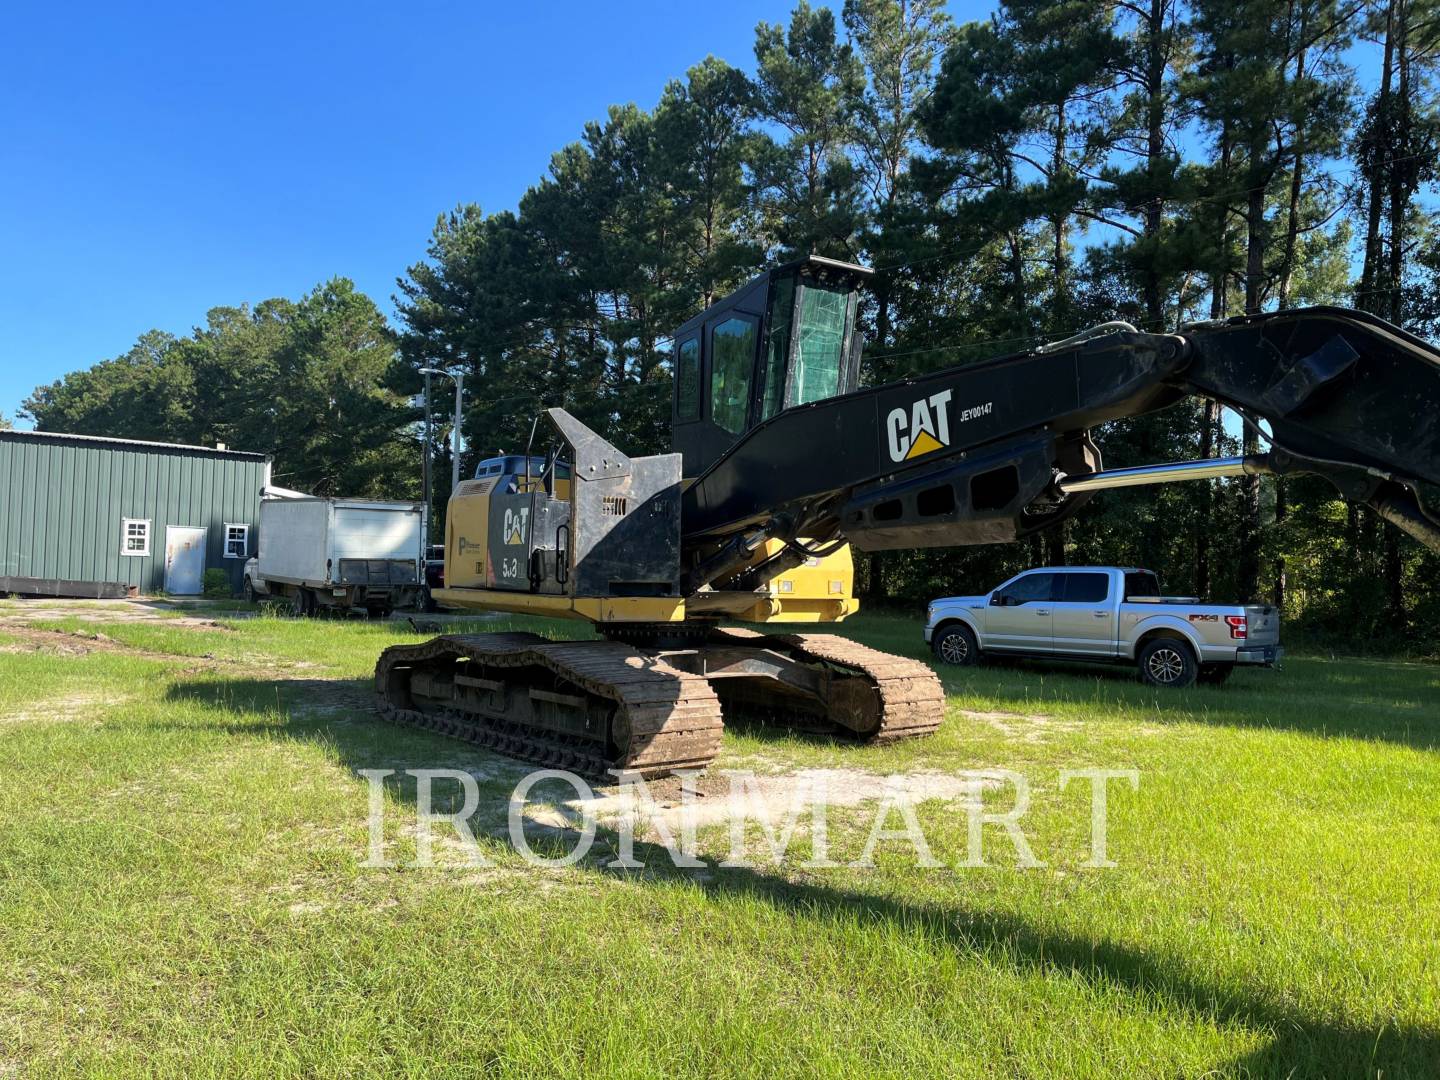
[22,0,1440,648]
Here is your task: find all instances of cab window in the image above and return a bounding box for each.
[760,276,795,421]
[1124,571,1161,599]
[1059,572,1110,603]
[792,283,849,406]
[676,337,700,421]
[994,572,1055,605]
[710,317,756,435]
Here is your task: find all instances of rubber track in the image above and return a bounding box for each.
[711,628,945,743]
[374,633,725,780]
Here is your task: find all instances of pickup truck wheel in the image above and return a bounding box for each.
[1198,663,1234,686]
[1138,637,1197,689]
[242,578,257,604]
[932,624,979,667]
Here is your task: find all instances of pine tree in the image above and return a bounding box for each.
[748,1,867,258]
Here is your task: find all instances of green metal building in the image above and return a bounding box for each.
[0,430,271,598]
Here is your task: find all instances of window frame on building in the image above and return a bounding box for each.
[121,517,151,557]
[223,522,250,559]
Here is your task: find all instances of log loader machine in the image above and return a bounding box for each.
[376,256,1440,779]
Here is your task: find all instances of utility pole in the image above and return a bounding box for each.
[419,367,464,491]
[421,371,433,554]
[451,371,464,490]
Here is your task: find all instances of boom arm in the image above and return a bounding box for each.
[679,305,1440,592]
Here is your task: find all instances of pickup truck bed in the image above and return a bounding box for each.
[925,566,1281,688]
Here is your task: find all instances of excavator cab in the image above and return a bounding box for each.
[671,255,873,476]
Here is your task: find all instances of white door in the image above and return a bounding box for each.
[984,571,1055,650]
[164,526,208,595]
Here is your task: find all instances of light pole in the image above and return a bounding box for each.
[418,367,465,491]
[420,371,433,562]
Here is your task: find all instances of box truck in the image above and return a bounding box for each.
[243,496,424,616]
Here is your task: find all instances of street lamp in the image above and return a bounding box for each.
[418,367,465,492]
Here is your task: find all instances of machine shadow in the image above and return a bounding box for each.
[162,670,1438,1078]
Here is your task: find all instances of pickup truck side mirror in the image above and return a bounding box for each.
[990,594,1011,607]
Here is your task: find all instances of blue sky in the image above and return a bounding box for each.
[0,0,990,426]
[0,2,1388,428]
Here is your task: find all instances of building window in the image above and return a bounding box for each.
[121,518,151,557]
[224,523,250,559]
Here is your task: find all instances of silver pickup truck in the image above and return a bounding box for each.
[924,566,1281,688]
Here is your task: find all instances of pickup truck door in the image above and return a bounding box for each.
[984,572,1055,651]
[1049,571,1118,657]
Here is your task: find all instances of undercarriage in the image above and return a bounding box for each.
[374,627,944,779]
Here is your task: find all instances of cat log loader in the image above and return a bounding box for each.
[376,256,1440,779]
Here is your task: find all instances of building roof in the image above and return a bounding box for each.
[0,428,270,462]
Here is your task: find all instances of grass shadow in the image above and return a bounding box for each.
[159,668,1439,1077]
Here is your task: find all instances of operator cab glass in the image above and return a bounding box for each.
[671,255,872,476]
[473,455,572,490]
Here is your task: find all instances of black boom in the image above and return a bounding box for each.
[669,271,1440,590]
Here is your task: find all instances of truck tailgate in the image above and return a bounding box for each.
[1244,605,1281,645]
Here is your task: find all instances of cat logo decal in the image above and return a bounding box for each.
[502,507,529,546]
[885,389,992,463]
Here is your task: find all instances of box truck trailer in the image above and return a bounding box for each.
[243,496,424,616]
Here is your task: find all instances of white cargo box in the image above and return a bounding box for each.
[257,497,423,587]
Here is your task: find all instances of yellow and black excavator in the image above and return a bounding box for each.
[376,255,1440,778]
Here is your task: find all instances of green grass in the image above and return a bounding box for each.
[0,609,1436,1077]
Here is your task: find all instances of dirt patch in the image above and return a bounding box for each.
[518,767,1004,841]
[958,708,1080,742]
[0,623,200,663]
[0,690,130,727]
[0,598,242,630]
[0,623,316,679]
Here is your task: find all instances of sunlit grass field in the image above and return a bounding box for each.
[0,602,1436,1077]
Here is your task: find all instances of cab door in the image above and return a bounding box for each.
[1049,571,1117,656]
[984,571,1056,651]
[671,316,759,477]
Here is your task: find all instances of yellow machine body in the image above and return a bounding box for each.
[434,478,858,626]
